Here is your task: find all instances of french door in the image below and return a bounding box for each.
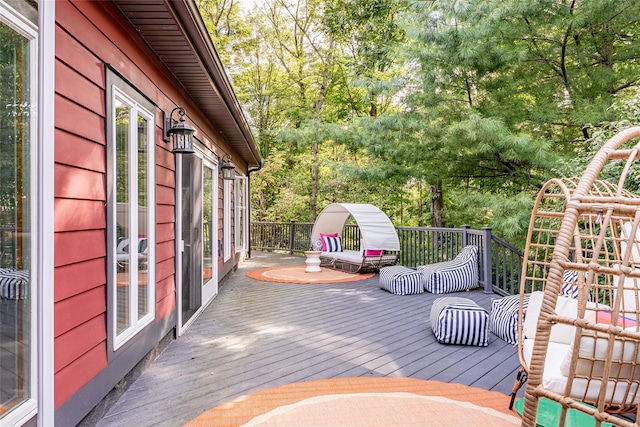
[177,152,218,334]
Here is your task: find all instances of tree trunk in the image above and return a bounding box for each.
[430,183,444,228]
[310,140,319,221]
[309,35,335,222]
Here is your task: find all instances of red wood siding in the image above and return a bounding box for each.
[54,163,105,201]
[55,25,104,87]
[55,95,105,143]
[54,0,177,408]
[156,240,175,265]
[156,204,176,225]
[156,259,176,321]
[156,184,176,206]
[54,258,106,303]
[54,286,106,338]
[155,163,176,188]
[156,258,175,284]
[55,128,106,172]
[54,344,107,408]
[54,199,106,232]
[54,230,106,268]
[56,59,105,117]
[55,315,106,373]
[52,0,244,411]
[156,142,175,170]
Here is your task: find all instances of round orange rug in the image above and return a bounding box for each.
[185,377,521,426]
[247,266,374,284]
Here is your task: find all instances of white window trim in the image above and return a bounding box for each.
[38,1,55,425]
[0,2,41,425]
[110,86,156,350]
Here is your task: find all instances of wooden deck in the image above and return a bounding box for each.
[96,251,522,427]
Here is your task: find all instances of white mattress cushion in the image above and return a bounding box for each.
[321,250,363,263]
[523,291,580,345]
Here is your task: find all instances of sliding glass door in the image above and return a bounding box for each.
[177,151,218,333]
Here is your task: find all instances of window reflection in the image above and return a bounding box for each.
[203,165,213,283]
[0,19,32,418]
[115,100,131,334]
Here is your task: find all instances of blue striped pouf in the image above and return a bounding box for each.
[490,294,528,345]
[0,269,29,300]
[418,245,479,294]
[430,297,489,346]
[379,266,424,295]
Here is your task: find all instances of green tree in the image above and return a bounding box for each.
[383,0,640,234]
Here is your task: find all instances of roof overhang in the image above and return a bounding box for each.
[112,0,262,169]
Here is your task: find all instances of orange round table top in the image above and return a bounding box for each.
[185,377,521,426]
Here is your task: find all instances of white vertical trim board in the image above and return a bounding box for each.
[38,2,55,426]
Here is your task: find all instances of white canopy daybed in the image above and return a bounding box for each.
[310,203,400,273]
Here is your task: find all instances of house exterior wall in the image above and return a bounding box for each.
[48,1,246,425]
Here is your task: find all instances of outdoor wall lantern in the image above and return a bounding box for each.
[220,154,236,180]
[163,107,195,153]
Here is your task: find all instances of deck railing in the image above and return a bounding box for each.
[250,222,523,296]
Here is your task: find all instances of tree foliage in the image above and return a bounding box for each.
[198,0,640,247]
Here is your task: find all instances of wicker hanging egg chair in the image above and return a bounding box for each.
[515,127,640,427]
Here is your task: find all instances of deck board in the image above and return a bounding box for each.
[96,252,523,427]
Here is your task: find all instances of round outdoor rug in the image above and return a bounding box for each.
[247,266,374,284]
[185,377,521,426]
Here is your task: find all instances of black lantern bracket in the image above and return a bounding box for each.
[163,107,195,153]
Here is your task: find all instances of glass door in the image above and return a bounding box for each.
[201,161,218,304]
[179,154,202,328]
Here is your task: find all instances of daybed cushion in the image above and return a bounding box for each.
[320,250,362,263]
[430,297,489,346]
[490,294,529,345]
[379,265,423,295]
[418,245,479,294]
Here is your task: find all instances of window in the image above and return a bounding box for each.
[223,179,231,261]
[202,162,214,284]
[234,177,248,252]
[107,71,155,350]
[0,1,38,424]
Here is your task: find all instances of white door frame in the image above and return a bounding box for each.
[175,146,219,336]
[201,157,219,305]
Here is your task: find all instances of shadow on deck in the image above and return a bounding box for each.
[96,251,523,427]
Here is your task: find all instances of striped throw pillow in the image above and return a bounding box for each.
[322,235,343,252]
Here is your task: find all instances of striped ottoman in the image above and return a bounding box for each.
[430,297,489,346]
[0,269,29,300]
[490,294,528,345]
[379,266,424,295]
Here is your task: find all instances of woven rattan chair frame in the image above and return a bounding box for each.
[517,127,640,427]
